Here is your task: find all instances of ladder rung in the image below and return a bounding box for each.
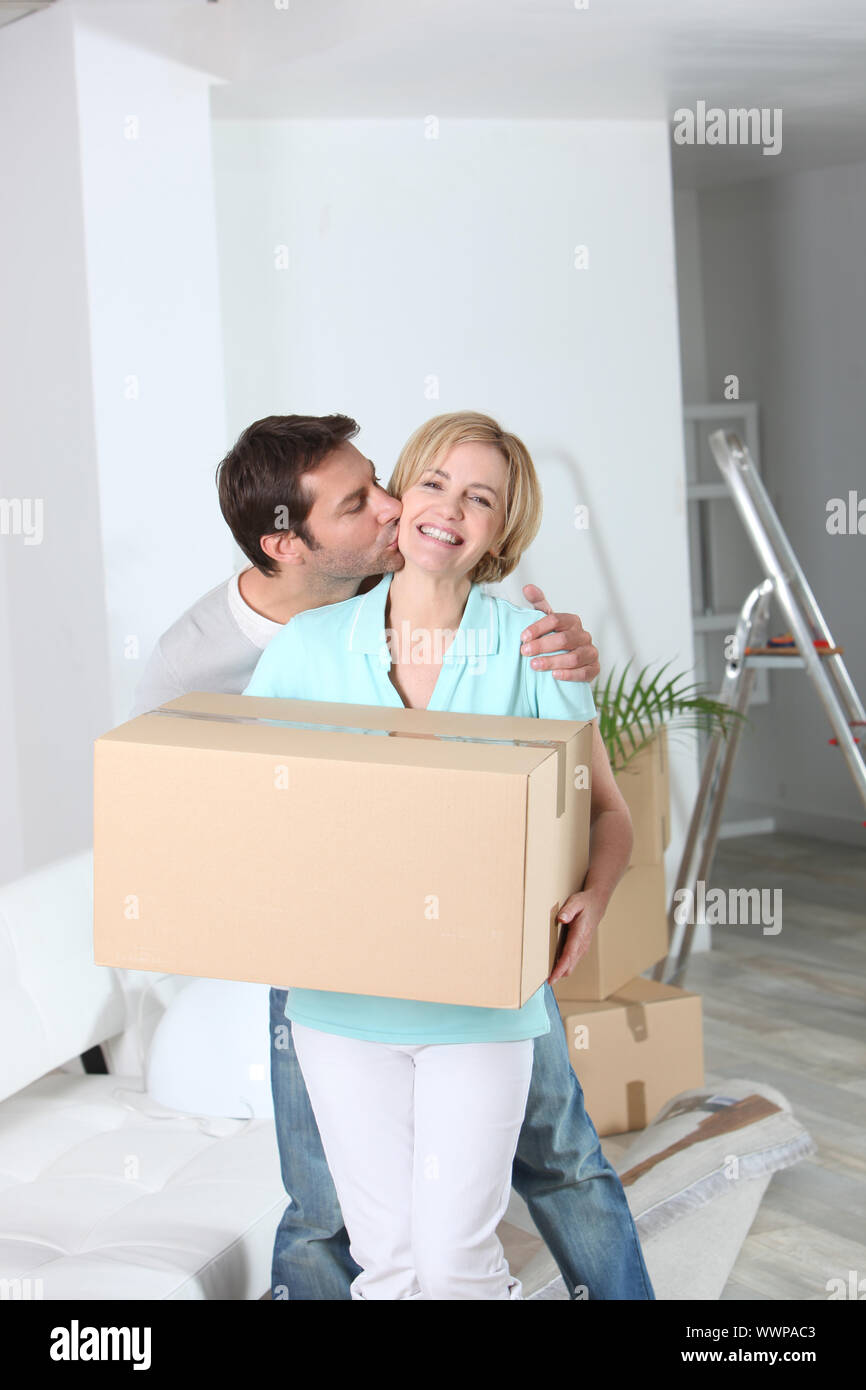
[745,645,844,656]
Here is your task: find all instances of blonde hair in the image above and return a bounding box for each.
[388,411,542,584]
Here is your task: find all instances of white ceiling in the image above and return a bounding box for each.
[56,0,866,186]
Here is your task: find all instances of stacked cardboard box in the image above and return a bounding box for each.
[559,977,704,1135]
[553,726,704,1134]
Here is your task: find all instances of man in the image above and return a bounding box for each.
[131,413,654,1301]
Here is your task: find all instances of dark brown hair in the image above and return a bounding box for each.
[216,414,360,575]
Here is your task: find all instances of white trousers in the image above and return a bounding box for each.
[290,1022,535,1300]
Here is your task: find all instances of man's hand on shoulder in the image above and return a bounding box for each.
[518,583,600,684]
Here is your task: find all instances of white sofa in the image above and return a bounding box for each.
[0,851,285,1300]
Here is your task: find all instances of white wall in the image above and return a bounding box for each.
[696,163,866,843]
[0,532,24,885]
[0,9,232,881]
[673,189,709,404]
[0,6,110,882]
[73,23,233,728]
[212,116,700,895]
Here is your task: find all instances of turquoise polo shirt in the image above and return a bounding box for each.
[243,573,597,1044]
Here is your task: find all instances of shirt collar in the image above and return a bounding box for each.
[346,572,501,660]
[227,569,284,650]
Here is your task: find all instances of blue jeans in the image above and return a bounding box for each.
[268,982,655,1300]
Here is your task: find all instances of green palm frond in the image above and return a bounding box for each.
[592,660,747,772]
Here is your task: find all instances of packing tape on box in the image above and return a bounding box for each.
[146,705,572,816]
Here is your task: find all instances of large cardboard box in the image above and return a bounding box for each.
[558,975,704,1136]
[93,692,594,1008]
[614,725,671,866]
[552,862,669,1002]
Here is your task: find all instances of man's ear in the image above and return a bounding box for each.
[259,531,305,568]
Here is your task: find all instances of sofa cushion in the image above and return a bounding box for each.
[0,1072,285,1299]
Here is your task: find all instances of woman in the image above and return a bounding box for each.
[244,411,633,1299]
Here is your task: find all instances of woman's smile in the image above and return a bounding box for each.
[416,523,464,548]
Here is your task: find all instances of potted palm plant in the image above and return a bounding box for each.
[591,657,747,866]
[593,658,746,773]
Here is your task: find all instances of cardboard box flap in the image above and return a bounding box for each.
[154,691,592,743]
[105,693,593,816]
[558,974,700,1016]
[97,715,549,778]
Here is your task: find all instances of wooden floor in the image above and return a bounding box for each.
[604,829,866,1300]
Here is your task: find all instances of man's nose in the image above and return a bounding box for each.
[376,488,402,522]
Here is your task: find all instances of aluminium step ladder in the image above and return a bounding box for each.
[654,429,866,988]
